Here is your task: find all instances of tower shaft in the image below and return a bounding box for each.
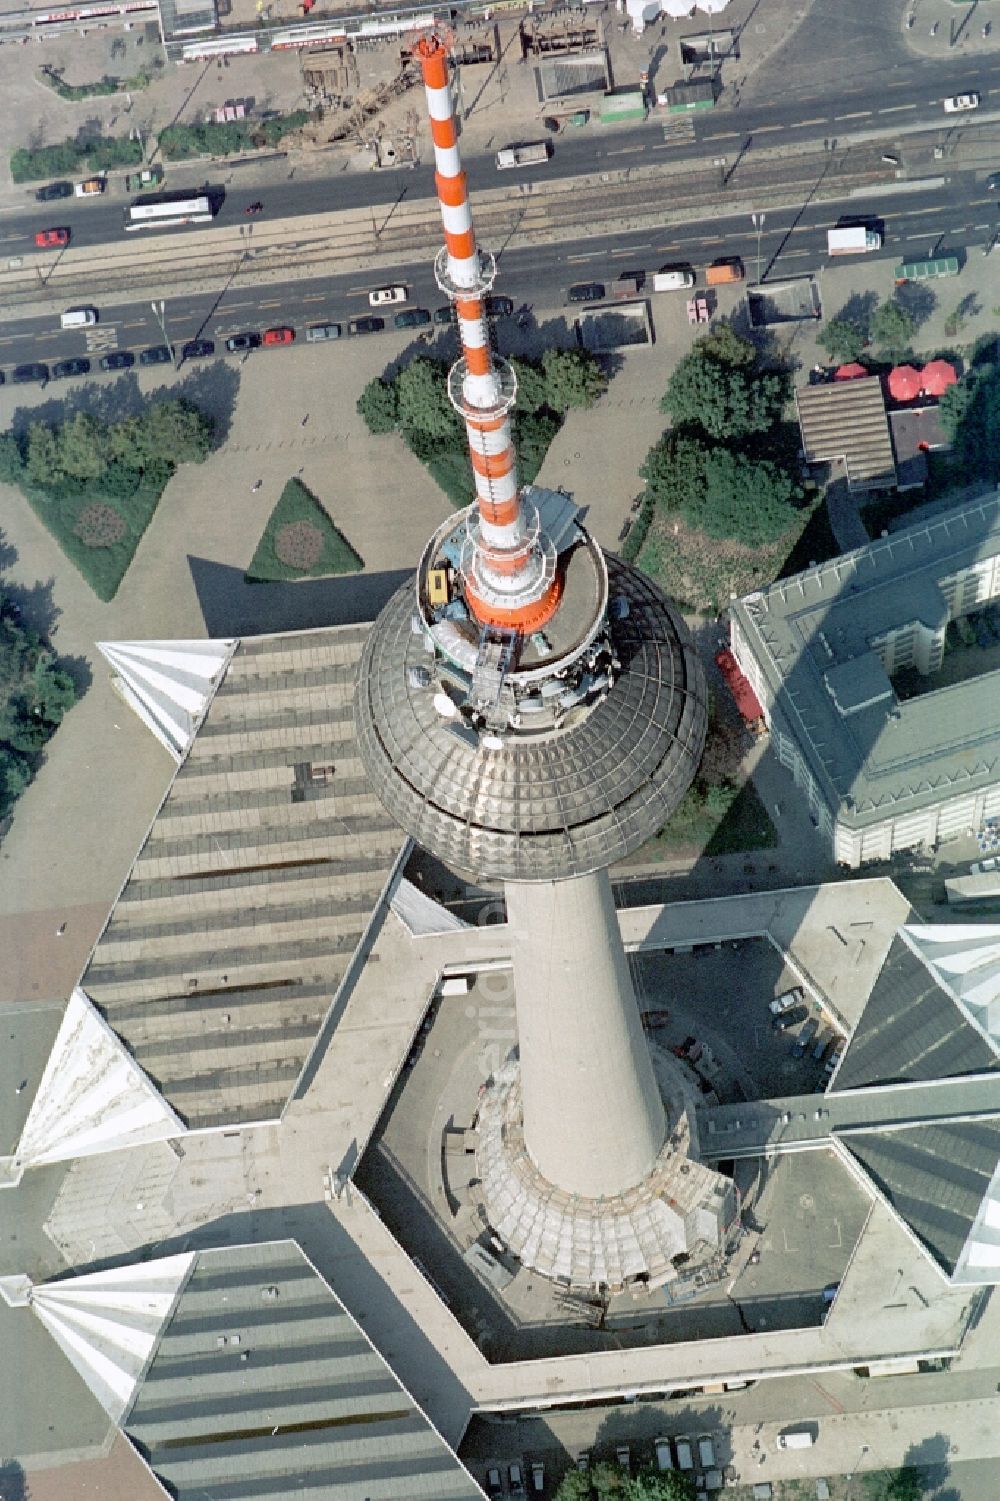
[506,872,666,1199]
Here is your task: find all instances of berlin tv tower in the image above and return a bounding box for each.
[356,35,731,1288]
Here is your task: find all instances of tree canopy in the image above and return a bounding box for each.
[938,359,1000,481]
[869,298,916,359]
[661,325,788,441]
[554,1463,695,1501]
[539,347,608,410]
[0,587,79,821]
[817,318,867,365]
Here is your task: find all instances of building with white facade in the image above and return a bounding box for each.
[730,491,1000,867]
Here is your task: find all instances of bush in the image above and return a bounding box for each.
[357,377,399,434]
[158,110,311,161]
[85,134,143,171]
[10,141,83,183]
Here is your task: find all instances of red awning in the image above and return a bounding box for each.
[715,648,764,723]
[887,364,922,401]
[921,359,957,397]
[833,362,867,381]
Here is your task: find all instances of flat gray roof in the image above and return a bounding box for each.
[79,627,402,1130]
[732,492,1000,829]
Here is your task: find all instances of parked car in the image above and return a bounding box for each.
[74,176,105,196]
[433,305,453,325]
[530,1460,544,1493]
[823,1046,844,1076]
[100,351,135,371]
[568,281,606,303]
[654,1437,674,1471]
[575,1452,590,1471]
[972,857,999,875]
[34,227,70,248]
[987,172,1000,192]
[394,307,432,330]
[35,181,73,201]
[791,1018,819,1058]
[262,326,295,345]
[51,358,91,380]
[812,1031,834,1063]
[674,1437,695,1471]
[484,1467,503,1498]
[139,345,173,366]
[509,1462,526,1498]
[697,1436,717,1469]
[12,363,49,385]
[615,1446,631,1475]
[486,294,515,317]
[368,285,407,306]
[943,92,979,112]
[225,332,260,353]
[305,323,341,341]
[769,987,803,1016]
[348,316,385,335]
[773,1004,808,1033]
[181,339,215,360]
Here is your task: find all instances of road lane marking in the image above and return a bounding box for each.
[879,103,917,112]
[835,111,871,120]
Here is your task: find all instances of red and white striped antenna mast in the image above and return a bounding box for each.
[413,31,561,635]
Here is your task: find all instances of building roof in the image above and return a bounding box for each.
[795,376,896,490]
[22,1242,484,1501]
[63,627,402,1141]
[833,931,1000,1091]
[731,492,1000,832]
[840,1121,1000,1279]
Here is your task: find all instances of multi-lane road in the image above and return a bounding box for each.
[0,23,997,375]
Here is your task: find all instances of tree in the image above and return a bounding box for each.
[58,411,109,480]
[0,433,23,484]
[869,298,916,358]
[640,433,708,515]
[860,1468,923,1501]
[624,1472,696,1501]
[540,347,608,410]
[662,332,788,440]
[24,423,64,488]
[817,318,866,365]
[396,357,461,442]
[356,376,400,434]
[139,400,214,464]
[938,361,1000,481]
[554,1470,595,1501]
[684,447,800,544]
[511,355,549,414]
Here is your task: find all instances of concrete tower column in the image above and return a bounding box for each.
[505,871,666,1199]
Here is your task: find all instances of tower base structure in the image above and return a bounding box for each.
[473,870,739,1291]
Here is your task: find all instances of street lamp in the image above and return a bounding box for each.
[751,211,765,285]
[845,1442,869,1499]
[151,299,178,368]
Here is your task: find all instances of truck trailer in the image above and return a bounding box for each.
[827,225,881,254]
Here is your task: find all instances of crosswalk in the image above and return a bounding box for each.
[661,115,697,146]
[84,326,121,352]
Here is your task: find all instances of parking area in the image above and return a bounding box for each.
[633,942,846,1104]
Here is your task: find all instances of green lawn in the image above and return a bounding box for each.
[245,478,363,581]
[21,468,169,602]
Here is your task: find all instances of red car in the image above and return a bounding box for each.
[262,326,295,346]
[34,227,70,248]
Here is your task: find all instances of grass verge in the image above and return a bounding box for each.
[245,478,363,581]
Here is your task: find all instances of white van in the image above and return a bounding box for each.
[653,267,696,292]
[60,307,98,329]
[697,1435,717,1468]
[776,1430,815,1450]
[674,1437,695,1470]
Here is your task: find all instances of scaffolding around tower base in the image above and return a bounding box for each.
[475,1059,739,1290]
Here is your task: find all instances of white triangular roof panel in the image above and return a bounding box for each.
[903,924,1000,1053]
[31,1253,194,1422]
[98,639,236,761]
[15,989,184,1170]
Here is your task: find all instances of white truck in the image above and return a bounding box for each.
[827,225,882,255]
[496,141,551,169]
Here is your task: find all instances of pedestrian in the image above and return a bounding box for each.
[252,480,262,492]
[56,922,66,937]
[301,414,309,427]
